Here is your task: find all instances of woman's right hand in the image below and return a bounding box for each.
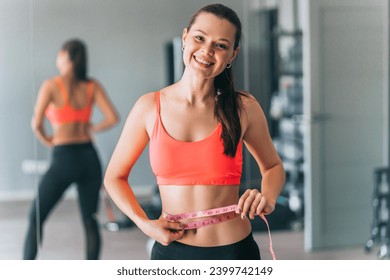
[43,135,54,147]
[142,217,186,246]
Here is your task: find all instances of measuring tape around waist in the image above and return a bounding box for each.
[162,204,276,260]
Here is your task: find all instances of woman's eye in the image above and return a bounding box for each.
[216,43,227,50]
[195,36,203,41]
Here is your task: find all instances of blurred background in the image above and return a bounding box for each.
[0,0,389,259]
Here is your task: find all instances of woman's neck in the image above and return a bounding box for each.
[177,70,216,104]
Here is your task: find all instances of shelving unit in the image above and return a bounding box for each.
[269,1,304,230]
[366,167,390,259]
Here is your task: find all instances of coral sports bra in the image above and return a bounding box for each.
[45,77,94,125]
[149,91,243,185]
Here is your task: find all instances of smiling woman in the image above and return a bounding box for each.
[103,3,285,260]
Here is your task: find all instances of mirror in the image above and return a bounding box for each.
[1,0,251,260]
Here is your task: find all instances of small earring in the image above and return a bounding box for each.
[215,89,222,102]
[226,63,232,69]
[181,45,185,52]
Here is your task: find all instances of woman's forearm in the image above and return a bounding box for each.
[260,163,285,204]
[103,178,149,227]
[32,121,53,147]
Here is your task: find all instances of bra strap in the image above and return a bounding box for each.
[87,80,94,105]
[54,77,68,104]
[155,91,160,114]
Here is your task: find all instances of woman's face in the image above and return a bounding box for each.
[182,12,239,80]
[56,50,73,75]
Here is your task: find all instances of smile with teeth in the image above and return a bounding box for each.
[194,56,214,66]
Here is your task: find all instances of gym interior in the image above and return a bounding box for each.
[0,0,388,260]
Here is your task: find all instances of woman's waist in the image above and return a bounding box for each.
[52,122,91,136]
[162,204,239,222]
[159,184,240,213]
[175,215,251,247]
[51,127,92,146]
[159,196,251,246]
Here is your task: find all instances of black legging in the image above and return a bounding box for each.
[151,232,261,260]
[23,142,102,260]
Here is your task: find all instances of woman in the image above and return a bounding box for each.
[104,4,285,260]
[23,39,119,259]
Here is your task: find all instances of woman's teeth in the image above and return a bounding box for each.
[195,56,213,66]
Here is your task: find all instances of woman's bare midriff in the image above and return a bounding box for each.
[51,122,92,145]
[159,185,252,247]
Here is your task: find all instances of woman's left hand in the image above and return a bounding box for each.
[236,189,275,220]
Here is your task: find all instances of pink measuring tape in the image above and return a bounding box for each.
[163,204,276,260]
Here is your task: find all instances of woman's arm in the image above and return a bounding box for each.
[90,80,119,133]
[237,95,285,219]
[104,93,185,245]
[31,80,54,147]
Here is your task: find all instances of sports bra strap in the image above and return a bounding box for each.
[54,77,69,104]
[55,77,94,106]
[155,91,161,114]
[87,80,94,105]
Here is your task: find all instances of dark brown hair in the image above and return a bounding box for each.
[61,39,88,81]
[187,4,243,157]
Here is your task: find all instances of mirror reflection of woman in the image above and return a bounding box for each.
[105,4,285,260]
[23,39,119,259]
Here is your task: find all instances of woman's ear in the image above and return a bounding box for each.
[182,28,188,45]
[229,46,240,64]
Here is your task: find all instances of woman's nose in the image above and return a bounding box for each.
[202,44,215,56]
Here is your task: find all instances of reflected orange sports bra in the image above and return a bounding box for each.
[149,91,243,185]
[45,77,94,125]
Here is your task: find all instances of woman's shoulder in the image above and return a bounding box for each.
[126,91,159,130]
[237,90,265,124]
[44,76,60,85]
[237,90,259,107]
[136,91,158,104]
[86,77,101,87]
[39,76,60,94]
[131,91,159,114]
[131,86,168,114]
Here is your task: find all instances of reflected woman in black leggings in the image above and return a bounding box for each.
[23,39,119,259]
